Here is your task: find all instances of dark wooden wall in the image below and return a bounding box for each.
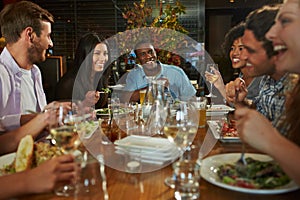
[26,0,205,69]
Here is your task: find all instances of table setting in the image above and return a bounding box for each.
[0,85,299,200]
[1,121,300,199]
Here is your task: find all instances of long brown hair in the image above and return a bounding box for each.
[72,33,111,108]
[285,79,300,145]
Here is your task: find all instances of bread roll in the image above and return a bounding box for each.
[15,135,34,172]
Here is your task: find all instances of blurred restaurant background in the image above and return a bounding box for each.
[0,0,282,101]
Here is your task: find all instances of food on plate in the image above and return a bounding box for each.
[96,107,132,115]
[15,135,34,172]
[0,136,63,175]
[100,119,126,143]
[34,142,63,166]
[76,120,99,138]
[221,120,238,137]
[101,88,111,94]
[96,108,110,115]
[217,157,291,189]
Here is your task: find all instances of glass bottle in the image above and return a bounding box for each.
[142,76,155,121]
[145,79,167,135]
[164,86,174,105]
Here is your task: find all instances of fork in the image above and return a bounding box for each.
[236,143,247,174]
[234,89,248,174]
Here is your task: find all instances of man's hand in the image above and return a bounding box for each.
[44,101,72,113]
[157,77,169,88]
[225,78,248,105]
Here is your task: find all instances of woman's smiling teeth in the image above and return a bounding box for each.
[274,45,287,53]
[232,58,240,63]
[96,63,104,67]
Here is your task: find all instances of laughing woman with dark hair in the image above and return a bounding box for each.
[205,22,262,100]
[55,32,111,108]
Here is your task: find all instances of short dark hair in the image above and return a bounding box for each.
[133,40,154,56]
[244,4,280,58]
[0,1,54,43]
[222,22,245,57]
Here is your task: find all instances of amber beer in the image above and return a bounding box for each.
[139,89,146,104]
[198,108,206,128]
[197,97,207,128]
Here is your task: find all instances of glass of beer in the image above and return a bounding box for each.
[196,97,207,128]
[139,89,146,104]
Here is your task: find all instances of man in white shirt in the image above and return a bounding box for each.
[0,1,54,131]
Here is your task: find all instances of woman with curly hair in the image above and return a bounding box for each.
[205,23,262,100]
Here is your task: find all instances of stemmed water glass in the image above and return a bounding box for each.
[163,101,198,188]
[74,103,102,193]
[205,64,219,98]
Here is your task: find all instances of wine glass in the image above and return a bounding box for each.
[205,64,219,98]
[163,101,198,188]
[49,105,82,197]
[75,105,101,194]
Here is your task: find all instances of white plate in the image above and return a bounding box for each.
[77,121,99,139]
[114,135,179,165]
[95,108,110,117]
[115,145,177,157]
[207,120,240,143]
[95,107,133,117]
[115,147,179,165]
[0,153,15,176]
[108,84,125,90]
[207,104,235,112]
[201,153,299,194]
[206,104,234,116]
[64,113,92,124]
[114,135,176,152]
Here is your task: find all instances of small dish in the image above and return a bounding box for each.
[207,120,240,143]
[206,104,234,116]
[108,84,125,90]
[95,108,110,118]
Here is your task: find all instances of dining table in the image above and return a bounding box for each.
[17,115,300,200]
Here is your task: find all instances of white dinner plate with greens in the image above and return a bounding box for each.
[201,153,299,194]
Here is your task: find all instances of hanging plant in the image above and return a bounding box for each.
[122,0,152,29]
[120,0,188,66]
[151,1,188,34]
